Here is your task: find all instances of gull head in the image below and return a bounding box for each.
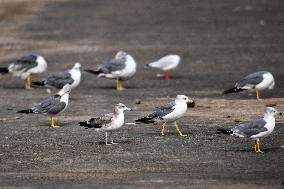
[115,51,127,59]
[265,107,282,116]
[116,103,133,112]
[176,95,195,107]
[58,84,72,96]
[73,62,81,70]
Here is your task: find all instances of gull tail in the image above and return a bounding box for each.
[222,87,244,94]
[0,67,9,74]
[135,117,155,124]
[17,109,33,114]
[32,81,45,87]
[85,69,102,75]
[217,128,233,135]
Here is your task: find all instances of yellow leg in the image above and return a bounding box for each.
[161,122,167,136]
[252,140,257,152]
[116,79,124,91]
[25,76,32,90]
[174,121,187,137]
[256,90,260,101]
[255,139,263,153]
[51,115,59,128]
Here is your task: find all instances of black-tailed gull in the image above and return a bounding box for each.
[223,71,275,100]
[145,54,180,80]
[85,51,136,91]
[135,95,195,137]
[217,107,282,153]
[79,103,133,145]
[17,85,71,128]
[32,62,81,90]
[0,54,47,89]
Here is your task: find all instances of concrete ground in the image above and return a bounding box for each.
[0,0,283,188]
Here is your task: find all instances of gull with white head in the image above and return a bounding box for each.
[79,103,133,145]
[217,107,282,153]
[32,62,81,91]
[145,54,181,80]
[85,51,136,91]
[223,71,275,100]
[17,85,71,128]
[0,54,47,90]
[135,95,195,137]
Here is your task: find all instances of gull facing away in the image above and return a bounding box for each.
[0,54,47,89]
[223,71,275,100]
[217,107,282,153]
[32,63,81,90]
[145,54,181,80]
[79,103,133,145]
[135,95,195,137]
[85,51,136,91]
[17,85,71,128]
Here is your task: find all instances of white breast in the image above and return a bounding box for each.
[105,112,125,131]
[163,102,187,121]
[255,72,275,91]
[250,116,275,139]
[113,55,137,80]
[69,69,81,89]
[59,93,69,113]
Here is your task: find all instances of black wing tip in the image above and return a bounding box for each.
[222,87,244,94]
[217,128,232,135]
[17,109,33,114]
[32,81,45,86]
[84,69,101,75]
[0,67,9,74]
[135,117,155,124]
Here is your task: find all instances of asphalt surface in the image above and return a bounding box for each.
[0,0,283,188]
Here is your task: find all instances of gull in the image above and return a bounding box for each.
[17,85,71,128]
[217,107,282,153]
[223,71,275,100]
[79,103,133,145]
[85,51,136,91]
[135,95,195,137]
[0,54,47,89]
[145,54,181,80]
[32,62,81,90]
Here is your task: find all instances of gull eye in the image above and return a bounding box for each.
[122,105,125,108]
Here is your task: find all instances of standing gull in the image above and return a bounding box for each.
[135,95,195,137]
[217,107,282,153]
[32,62,81,90]
[223,71,275,100]
[17,85,71,128]
[85,51,136,91]
[0,54,47,89]
[145,54,181,80]
[79,103,133,145]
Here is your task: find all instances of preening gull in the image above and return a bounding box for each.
[145,54,181,80]
[135,95,195,137]
[217,107,282,153]
[223,71,275,100]
[0,54,47,89]
[79,103,133,145]
[32,62,81,90]
[85,51,136,91]
[17,85,71,128]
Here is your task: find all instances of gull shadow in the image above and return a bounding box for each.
[97,140,132,145]
[222,146,281,153]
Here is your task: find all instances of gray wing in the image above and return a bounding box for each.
[32,94,66,115]
[97,57,126,74]
[87,113,113,128]
[236,71,266,88]
[44,71,74,89]
[149,101,176,119]
[12,54,38,72]
[232,118,268,138]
